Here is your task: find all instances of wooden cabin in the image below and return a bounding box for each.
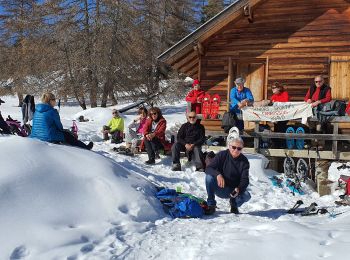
[158,0,350,133]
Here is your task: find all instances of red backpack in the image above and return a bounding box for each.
[346,102,350,115]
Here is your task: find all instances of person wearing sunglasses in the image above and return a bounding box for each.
[125,107,148,152]
[229,77,254,131]
[30,92,93,150]
[142,107,167,164]
[270,82,289,103]
[204,137,251,215]
[171,111,205,171]
[102,109,124,144]
[304,75,331,108]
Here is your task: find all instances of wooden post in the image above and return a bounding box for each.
[227,57,233,111]
[254,122,260,152]
[332,122,339,159]
[264,56,269,100]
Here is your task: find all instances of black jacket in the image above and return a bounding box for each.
[205,150,250,192]
[308,84,331,101]
[177,121,205,146]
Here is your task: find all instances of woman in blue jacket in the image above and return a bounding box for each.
[229,77,254,130]
[30,93,93,150]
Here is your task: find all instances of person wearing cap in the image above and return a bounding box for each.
[185,79,205,114]
[102,109,124,144]
[171,111,206,171]
[229,77,254,130]
[0,98,12,134]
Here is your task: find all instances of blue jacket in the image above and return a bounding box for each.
[30,103,65,142]
[229,87,254,114]
[205,150,250,192]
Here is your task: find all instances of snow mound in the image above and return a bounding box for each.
[0,136,162,259]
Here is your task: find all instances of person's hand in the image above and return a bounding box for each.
[238,102,244,109]
[311,101,320,107]
[217,174,225,188]
[230,187,240,198]
[185,144,193,151]
[306,99,312,104]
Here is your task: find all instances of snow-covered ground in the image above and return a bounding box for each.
[0,96,350,260]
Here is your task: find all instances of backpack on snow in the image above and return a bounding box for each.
[156,188,205,218]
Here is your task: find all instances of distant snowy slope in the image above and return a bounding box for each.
[0,136,163,260]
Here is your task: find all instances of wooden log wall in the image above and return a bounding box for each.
[199,0,350,132]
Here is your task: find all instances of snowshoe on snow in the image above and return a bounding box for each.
[287,200,304,214]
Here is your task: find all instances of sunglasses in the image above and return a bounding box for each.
[230,145,243,151]
[151,112,158,115]
[112,112,118,114]
[315,80,323,83]
[188,116,196,119]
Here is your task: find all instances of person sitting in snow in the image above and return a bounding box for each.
[30,93,93,150]
[142,107,167,165]
[125,106,148,152]
[102,109,124,144]
[171,111,205,172]
[205,137,251,215]
[0,97,12,134]
[185,79,205,114]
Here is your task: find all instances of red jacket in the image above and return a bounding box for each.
[271,91,290,102]
[346,102,350,115]
[185,89,205,114]
[140,116,171,151]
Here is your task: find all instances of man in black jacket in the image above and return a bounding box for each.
[171,111,205,171]
[205,137,251,214]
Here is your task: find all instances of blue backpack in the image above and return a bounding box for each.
[156,188,204,218]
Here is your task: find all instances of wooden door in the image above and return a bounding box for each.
[330,56,350,100]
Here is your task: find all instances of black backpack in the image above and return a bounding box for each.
[221,111,237,133]
[317,100,346,123]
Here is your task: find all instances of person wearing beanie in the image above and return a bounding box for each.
[185,79,205,114]
[229,77,254,130]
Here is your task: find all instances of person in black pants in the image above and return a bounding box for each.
[30,92,93,150]
[171,111,205,171]
[0,98,11,134]
[142,107,167,164]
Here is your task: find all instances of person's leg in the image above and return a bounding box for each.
[192,146,204,170]
[171,142,184,164]
[236,119,244,131]
[0,113,11,134]
[205,174,232,206]
[63,131,91,150]
[144,138,155,163]
[235,191,251,208]
[125,127,138,147]
[102,125,110,140]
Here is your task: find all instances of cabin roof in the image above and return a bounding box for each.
[157,0,264,77]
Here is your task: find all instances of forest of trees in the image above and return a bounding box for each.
[0,0,234,109]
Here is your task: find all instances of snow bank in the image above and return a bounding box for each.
[0,136,163,259]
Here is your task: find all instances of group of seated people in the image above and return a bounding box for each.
[9,75,346,215]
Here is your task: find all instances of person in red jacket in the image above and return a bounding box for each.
[142,107,167,164]
[185,79,205,114]
[270,82,290,148]
[304,75,331,108]
[270,82,290,103]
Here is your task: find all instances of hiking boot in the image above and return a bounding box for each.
[145,159,155,165]
[229,198,239,214]
[171,163,181,171]
[87,142,94,150]
[155,151,161,159]
[204,205,216,215]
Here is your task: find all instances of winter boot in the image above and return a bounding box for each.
[229,198,239,214]
[204,205,216,215]
[171,163,181,171]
